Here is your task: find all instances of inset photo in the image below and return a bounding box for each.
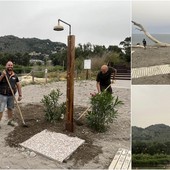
[132,85,170,169]
[132,1,170,84]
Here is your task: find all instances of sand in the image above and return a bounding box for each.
[132,46,170,84]
[0,80,130,169]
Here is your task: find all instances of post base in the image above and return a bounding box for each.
[65,122,74,132]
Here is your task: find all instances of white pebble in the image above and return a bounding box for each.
[30,151,36,157]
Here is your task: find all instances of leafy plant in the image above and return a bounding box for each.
[132,153,170,168]
[41,89,66,123]
[86,91,123,132]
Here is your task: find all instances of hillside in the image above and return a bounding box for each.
[0,35,66,54]
[132,124,170,143]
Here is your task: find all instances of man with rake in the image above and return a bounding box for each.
[96,64,116,94]
[0,61,22,128]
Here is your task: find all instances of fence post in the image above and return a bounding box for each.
[31,71,34,83]
[45,68,48,84]
[86,69,89,80]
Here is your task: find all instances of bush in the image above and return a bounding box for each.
[33,71,45,78]
[41,89,66,123]
[13,65,32,74]
[86,91,123,132]
[132,153,170,168]
[47,65,64,72]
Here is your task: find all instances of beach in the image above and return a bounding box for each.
[132,46,170,84]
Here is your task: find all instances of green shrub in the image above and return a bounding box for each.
[48,65,64,72]
[86,91,123,132]
[12,65,32,74]
[41,89,66,123]
[0,65,4,71]
[33,71,44,78]
[132,153,170,168]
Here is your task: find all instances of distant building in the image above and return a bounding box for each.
[29,51,41,56]
[30,59,44,65]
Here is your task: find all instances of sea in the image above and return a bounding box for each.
[132,34,170,45]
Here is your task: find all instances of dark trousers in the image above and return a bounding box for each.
[100,85,112,94]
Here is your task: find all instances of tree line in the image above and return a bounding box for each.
[132,141,170,168]
[0,52,31,66]
[49,37,131,71]
[132,141,170,155]
[0,37,131,72]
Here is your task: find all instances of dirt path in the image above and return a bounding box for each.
[0,80,130,169]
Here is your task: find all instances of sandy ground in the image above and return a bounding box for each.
[0,80,131,169]
[132,47,170,68]
[132,47,170,84]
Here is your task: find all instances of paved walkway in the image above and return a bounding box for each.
[108,148,131,170]
[112,80,131,89]
[132,64,170,79]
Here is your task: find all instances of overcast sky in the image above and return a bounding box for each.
[0,0,131,47]
[132,1,170,34]
[132,85,170,128]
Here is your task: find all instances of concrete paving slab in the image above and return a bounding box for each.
[20,129,85,162]
[112,80,131,89]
